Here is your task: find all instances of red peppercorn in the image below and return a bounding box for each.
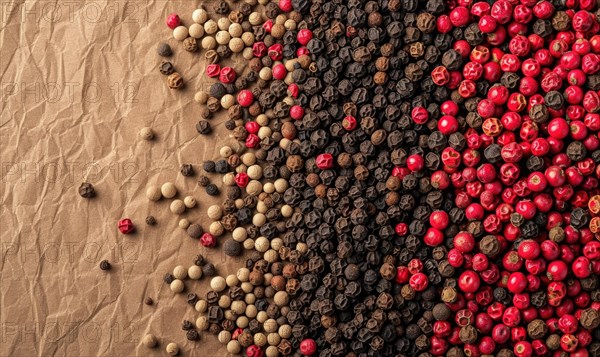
[166,13,180,29]
[423,228,444,247]
[118,218,135,234]
[454,231,475,253]
[299,339,316,356]
[458,270,481,293]
[246,345,264,357]
[206,64,221,78]
[406,154,425,172]
[514,341,533,357]
[271,63,287,80]
[235,173,249,188]
[507,272,528,294]
[342,116,357,131]
[297,29,313,46]
[395,265,410,283]
[409,272,429,292]
[267,44,283,61]
[200,233,216,248]
[290,105,304,120]
[219,67,236,83]
[252,42,267,57]
[315,153,333,170]
[237,90,254,107]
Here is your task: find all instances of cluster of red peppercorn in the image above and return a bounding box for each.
[401,0,600,356]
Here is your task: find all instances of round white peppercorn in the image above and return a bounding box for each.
[274,178,288,193]
[275,14,287,25]
[284,59,297,72]
[207,205,223,220]
[195,299,208,313]
[146,186,162,201]
[264,319,278,333]
[241,152,256,166]
[140,127,154,140]
[256,114,269,126]
[267,333,281,347]
[284,19,297,30]
[204,20,218,34]
[253,214,267,227]
[232,227,247,243]
[231,300,246,314]
[245,304,258,318]
[179,218,190,229]
[215,31,231,45]
[241,32,255,46]
[227,340,242,354]
[281,205,293,218]
[222,172,236,186]
[170,279,184,293]
[284,72,294,85]
[242,47,254,60]
[236,316,249,329]
[220,146,233,158]
[192,8,208,24]
[263,182,275,194]
[235,164,248,174]
[226,274,239,287]
[259,67,272,80]
[173,26,189,41]
[218,330,232,344]
[218,295,232,308]
[173,265,187,280]
[209,221,224,236]
[246,181,262,196]
[235,199,244,209]
[196,316,209,330]
[246,0,258,5]
[254,236,270,252]
[237,267,250,281]
[273,291,289,306]
[228,23,243,37]
[256,201,267,214]
[229,38,245,53]
[264,249,278,263]
[254,333,267,347]
[227,339,245,355]
[224,309,236,321]
[271,238,283,250]
[244,293,256,304]
[241,282,254,294]
[265,345,279,357]
[170,199,186,215]
[258,126,272,139]
[217,17,231,30]
[188,265,203,280]
[243,238,255,250]
[279,325,292,339]
[166,342,179,356]
[221,94,235,109]
[247,165,263,180]
[142,334,158,348]
[264,273,273,286]
[296,242,308,254]
[248,12,262,25]
[184,196,197,208]
[189,23,205,38]
[210,277,226,292]
[161,182,177,198]
[279,138,291,150]
[256,312,268,324]
[201,36,217,50]
[194,91,209,104]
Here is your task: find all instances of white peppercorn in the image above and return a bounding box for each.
[246,181,262,196]
[146,186,162,201]
[279,325,292,339]
[241,282,254,294]
[254,333,267,347]
[196,316,209,330]
[217,17,231,30]
[263,319,278,333]
[256,202,268,214]
[243,238,255,250]
[284,19,297,30]
[188,265,202,280]
[173,265,187,280]
[231,300,246,314]
[273,291,289,306]
[259,67,272,80]
[237,267,250,281]
[210,276,227,292]
[229,38,245,53]
[166,342,179,355]
[265,345,279,357]
[235,199,244,209]
[189,23,205,38]
[221,94,235,109]
[256,114,269,126]
[274,179,288,192]
[161,182,177,198]
[209,221,224,236]
[252,214,267,227]
[218,295,232,308]
[194,91,209,104]
[192,8,208,24]
[267,333,281,347]
[204,20,217,34]
[247,165,263,180]
[170,199,186,215]
[227,340,242,354]
[184,196,197,208]
[201,36,217,50]
[222,172,236,186]
[241,32,254,46]
[195,299,208,313]
[226,274,239,287]
[258,126,272,139]
[264,249,278,263]
[173,26,189,41]
[207,205,223,220]
[242,47,254,60]
[216,31,231,45]
[248,12,262,25]
[236,316,249,329]
[244,293,256,305]
[140,127,154,140]
[296,242,308,254]
[170,279,184,293]
[179,218,190,229]
[235,164,247,174]
[218,330,232,344]
[142,334,158,348]
[263,182,275,194]
[228,23,243,37]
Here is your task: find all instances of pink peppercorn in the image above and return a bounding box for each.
[206,64,221,78]
[246,345,263,357]
[272,63,287,80]
[118,218,135,234]
[342,116,357,131]
[252,42,267,57]
[287,84,299,98]
[290,105,304,120]
[237,90,254,107]
[299,339,316,356]
[219,67,236,83]
[166,13,180,29]
[245,134,260,149]
[316,153,334,170]
[200,233,216,248]
[278,0,293,12]
[245,121,259,134]
[235,173,249,188]
[268,44,283,61]
[297,29,313,46]
[296,47,310,57]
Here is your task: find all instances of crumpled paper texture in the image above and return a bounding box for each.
[1,1,249,356]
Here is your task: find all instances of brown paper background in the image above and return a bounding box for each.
[1,1,251,356]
